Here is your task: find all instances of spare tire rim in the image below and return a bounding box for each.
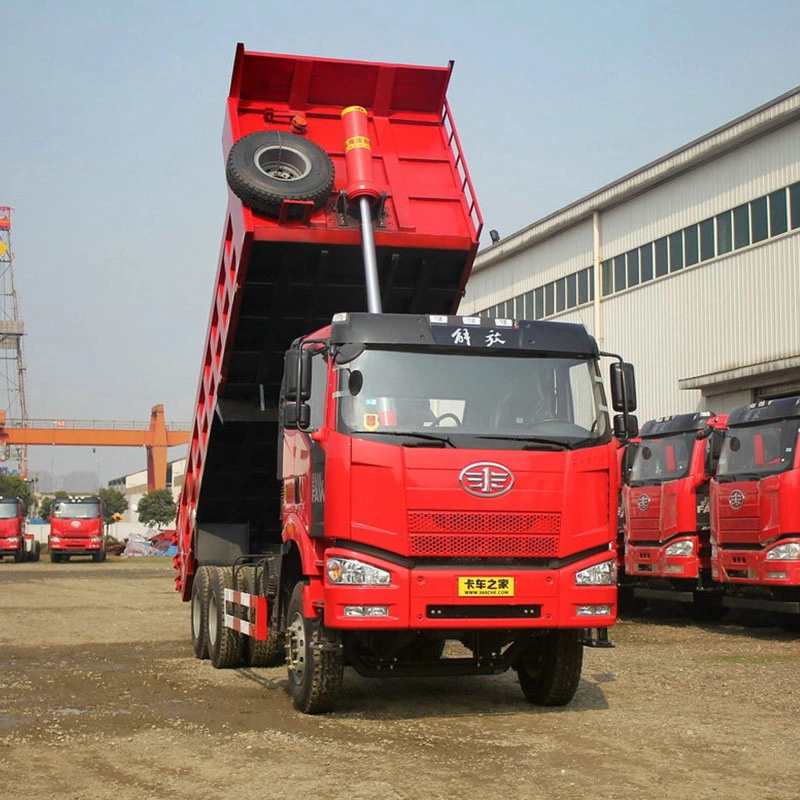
[254,144,312,182]
[287,611,307,684]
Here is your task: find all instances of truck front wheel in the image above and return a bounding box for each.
[514,629,583,706]
[286,582,343,714]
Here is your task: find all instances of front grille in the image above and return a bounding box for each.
[717,517,760,543]
[408,511,560,558]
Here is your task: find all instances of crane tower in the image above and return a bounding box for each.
[0,207,29,476]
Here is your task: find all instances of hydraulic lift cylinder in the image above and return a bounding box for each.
[341,105,382,313]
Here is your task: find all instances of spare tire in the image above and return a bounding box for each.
[226,130,335,217]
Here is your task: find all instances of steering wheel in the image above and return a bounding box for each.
[432,412,461,427]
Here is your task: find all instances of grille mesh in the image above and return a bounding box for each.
[408,511,560,558]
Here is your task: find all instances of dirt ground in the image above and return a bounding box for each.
[1,558,798,800]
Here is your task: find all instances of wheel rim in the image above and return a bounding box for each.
[208,594,218,647]
[254,144,312,182]
[287,611,307,685]
[191,591,202,640]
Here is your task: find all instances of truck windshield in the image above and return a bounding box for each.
[53,501,101,519]
[335,349,608,448]
[628,432,695,484]
[0,501,18,519]
[717,420,799,479]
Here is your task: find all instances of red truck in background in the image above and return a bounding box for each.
[623,412,727,616]
[49,495,106,563]
[175,45,637,714]
[0,496,38,563]
[711,396,800,631]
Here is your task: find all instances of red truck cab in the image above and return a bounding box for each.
[623,412,726,613]
[49,496,106,563]
[0,496,30,563]
[710,396,800,628]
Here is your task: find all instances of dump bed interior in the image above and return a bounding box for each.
[176,46,482,595]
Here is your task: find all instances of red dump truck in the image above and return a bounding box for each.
[711,396,800,630]
[175,45,637,713]
[0,496,38,562]
[49,495,105,563]
[622,412,726,616]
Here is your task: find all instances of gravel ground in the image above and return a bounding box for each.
[1,557,798,800]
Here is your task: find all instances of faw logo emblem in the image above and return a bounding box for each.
[729,489,746,511]
[70,520,81,528]
[459,462,514,498]
[637,493,651,512]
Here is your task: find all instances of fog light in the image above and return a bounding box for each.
[766,571,789,580]
[664,565,685,574]
[344,605,389,618]
[576,605,612,616]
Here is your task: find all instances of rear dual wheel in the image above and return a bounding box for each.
[240,566,283,667]
[207,567,243,669]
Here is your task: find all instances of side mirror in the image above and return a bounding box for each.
[284,347,312,402]
[614,413,638,440]
[704,431,724,476]
[283,402,311,430]
[610,362,637,412]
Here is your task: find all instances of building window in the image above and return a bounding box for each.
[534,287,544,319]
[655,237,669,277]
[602,259,613,296]
[577,268,589,305]
[717,210,733,254]
[523,290,534,319]
[770,188,788,236]
[566,273,577,308]
[669,231,684,271]
[684,224,699,266]
[733,203,750,249]
[790,181,800,229]
[555,278,566,313]
[614,254,626,292]
[544,283,554,316]
[699,218,715,261]
[626,249,639,288]
[640,242,653,282]
[751,196,768,243]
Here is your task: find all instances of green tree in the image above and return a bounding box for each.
[136,489,176,528]
[39,491,69,521]
[0,474,35,514]
[98,487,128,525]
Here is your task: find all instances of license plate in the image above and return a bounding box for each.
[458,577,515,597]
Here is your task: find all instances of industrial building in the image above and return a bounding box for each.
[460,86,800,419]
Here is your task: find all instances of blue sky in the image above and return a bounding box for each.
[3,0,800,484]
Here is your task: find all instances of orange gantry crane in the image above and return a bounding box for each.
[0,404,190,490]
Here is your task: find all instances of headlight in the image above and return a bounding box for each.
[326,557,391,585]
[50,537,62,544]
[6,537,19,544]
[665,540,694,557]
[90,537,103,544]
[575,559,617,586]
[766,543,800,561]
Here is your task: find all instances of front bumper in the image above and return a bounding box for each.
[625,539,701,579]
[322,547,616,630]
[713,544,800,586]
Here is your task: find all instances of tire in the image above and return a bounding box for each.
[515,630,584,707]
[30,541,41,562]
[92,549,106,563]
[240,567,284,667]
[286,581,343,714]
[226,130,335,217]
[207,567,243,669]
[49,551,61,563]
[773,613,800,633]
[13,549,24,563]
[190,566,212,659]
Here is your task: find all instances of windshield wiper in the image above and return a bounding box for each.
[356,430,456,448]
[474,435,572,451]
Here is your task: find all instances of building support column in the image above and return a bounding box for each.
[592,211,603,349]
